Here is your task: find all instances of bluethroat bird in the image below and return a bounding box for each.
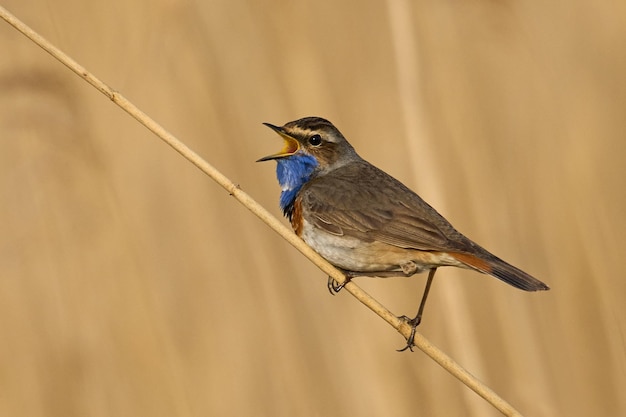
[258,117,549,351]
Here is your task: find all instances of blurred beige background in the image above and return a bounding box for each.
[1,1,625,416]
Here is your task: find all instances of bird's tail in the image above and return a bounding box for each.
[450,252,550,291]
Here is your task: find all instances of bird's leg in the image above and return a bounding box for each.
[397,267,437,352]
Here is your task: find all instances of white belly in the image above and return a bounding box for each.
[300,219,462,274]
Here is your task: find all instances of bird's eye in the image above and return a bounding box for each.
[309,134,322,146]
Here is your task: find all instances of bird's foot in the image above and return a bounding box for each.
[327,275,351,295]
[396,315,422,352]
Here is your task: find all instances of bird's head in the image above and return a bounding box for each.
[258,117,360,216]
[257,117,359,173]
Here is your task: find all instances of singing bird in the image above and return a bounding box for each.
[258,117,549,351]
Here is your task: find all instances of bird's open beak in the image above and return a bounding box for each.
[257,123,300,162]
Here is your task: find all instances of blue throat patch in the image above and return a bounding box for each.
[275,154,319,220]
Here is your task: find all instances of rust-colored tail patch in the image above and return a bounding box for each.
[449,252,549,291]
[449,252,493,274]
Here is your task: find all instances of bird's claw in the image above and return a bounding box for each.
[327,276,350,295]
[396,315,422,352]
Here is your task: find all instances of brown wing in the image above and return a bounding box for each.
[300,160,550,292]
[300,160,474,253]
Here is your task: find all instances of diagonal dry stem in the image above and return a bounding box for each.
[0,5,522,416]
